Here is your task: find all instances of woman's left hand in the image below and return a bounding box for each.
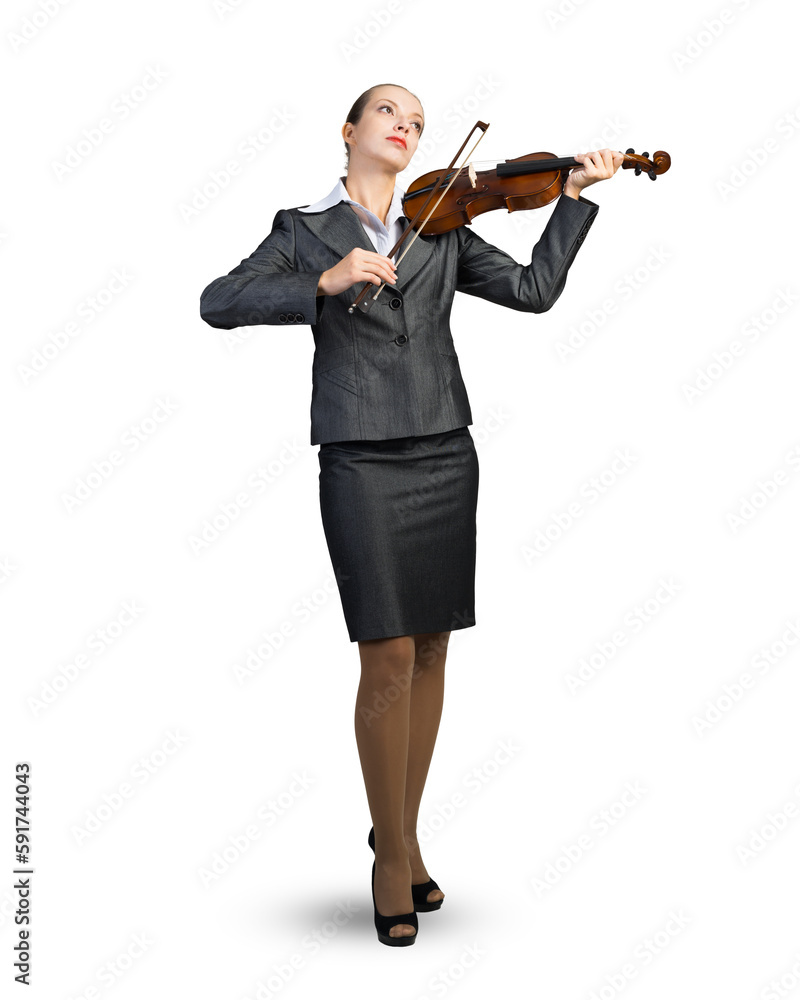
[564,148,625,198]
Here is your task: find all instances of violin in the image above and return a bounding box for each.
[403,148,670,236]
[349,120,671,313]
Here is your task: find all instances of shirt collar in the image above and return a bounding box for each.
[298,176,406,231]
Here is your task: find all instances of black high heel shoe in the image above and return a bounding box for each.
[369,826,444,913]
[371,856,418,947]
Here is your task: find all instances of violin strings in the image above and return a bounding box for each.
[378,129,489,281]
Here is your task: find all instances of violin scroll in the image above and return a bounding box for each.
[622,148,671,181]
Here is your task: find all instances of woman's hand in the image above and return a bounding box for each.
[317,248,398,297]
[563,148,625,199]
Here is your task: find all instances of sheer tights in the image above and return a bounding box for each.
[355,630,449,938]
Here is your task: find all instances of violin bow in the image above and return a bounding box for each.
[348,120,490,314]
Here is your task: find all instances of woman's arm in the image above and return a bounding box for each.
[455,147,624,313]
[455,191,598,313]
[199,209,324,330]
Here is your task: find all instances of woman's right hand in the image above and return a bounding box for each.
[317,248,397,297]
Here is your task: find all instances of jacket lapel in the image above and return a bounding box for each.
[296,201,434,290]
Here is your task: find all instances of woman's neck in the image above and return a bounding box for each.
[343,168,397,225]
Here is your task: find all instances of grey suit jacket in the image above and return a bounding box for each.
[199,191,599,444]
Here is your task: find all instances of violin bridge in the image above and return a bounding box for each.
[468,161,477,188]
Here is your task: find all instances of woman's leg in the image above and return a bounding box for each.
[403,631,449,905]
[355,635,417,938]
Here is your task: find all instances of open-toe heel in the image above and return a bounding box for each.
[369,826,444,912]
[371,859,418,947]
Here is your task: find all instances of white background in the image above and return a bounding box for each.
[3,0,800,995]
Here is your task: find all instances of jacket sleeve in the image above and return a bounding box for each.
[455,192,599,313]
[199,209,325,329]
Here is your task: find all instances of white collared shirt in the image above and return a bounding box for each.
[298,175,406,262]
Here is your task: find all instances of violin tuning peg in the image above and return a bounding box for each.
[625,147,635,155]
[642,151,649,159]
[634,164,642,176]
[648,169,657,180]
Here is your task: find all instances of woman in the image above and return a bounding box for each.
[200,83,623,947]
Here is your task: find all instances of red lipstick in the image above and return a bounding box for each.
[386,136,406,149]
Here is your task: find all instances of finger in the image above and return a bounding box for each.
[369,268,391,286]
[595,149,612,176]
[370,261,397,284]
[372,251,397,274]
[362,254,397,283]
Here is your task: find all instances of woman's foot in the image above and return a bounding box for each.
[372,854,417,939]
[404,832,445,906]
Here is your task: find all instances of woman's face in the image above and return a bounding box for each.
[344,86,424,171]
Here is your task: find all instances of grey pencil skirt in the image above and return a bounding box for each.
[317,425,479,642]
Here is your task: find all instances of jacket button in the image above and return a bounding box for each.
[389,297,402,310]
[279,313,287,322]
[295,313,304,322]
[394,334,408,345]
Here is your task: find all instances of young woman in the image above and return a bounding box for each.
[200,83,623,947]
